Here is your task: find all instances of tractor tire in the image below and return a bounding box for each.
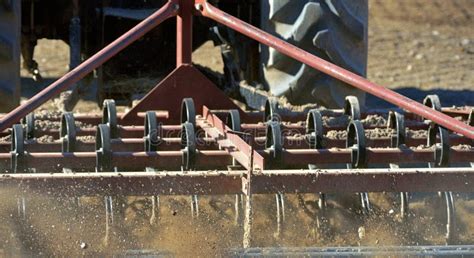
[0,0,21,112]
[260,0,368,108]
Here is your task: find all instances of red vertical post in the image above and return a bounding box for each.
[177,0,193,66]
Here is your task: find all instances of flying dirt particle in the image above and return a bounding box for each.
[172,210,177,216]
[358,226,366,240]
[80,242,87,249]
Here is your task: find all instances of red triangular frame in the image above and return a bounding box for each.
[121,64,243,124]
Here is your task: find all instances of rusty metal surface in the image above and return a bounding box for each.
[1,167,473,196]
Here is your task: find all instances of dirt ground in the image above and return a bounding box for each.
[1,0,473,256]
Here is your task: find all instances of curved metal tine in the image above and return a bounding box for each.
[264,98,280,122]
[21,113,35,140]
[344,96,361,120]
[150,195,160,225]
[387,111,409,219]
[226,109,245,225]
[104,195,114,245]
[17,197,26,220]
[234,194,244,225]
[427,124,455,244]
[191,195,199,218]
[145,111,160,225]
[346,120,370,214]
[345,98,369,214]
[12,124,27,219]
[275,193,285,237]
[60,112,81,206]
[181,100,200,220]
[96,124,116,245]
[306,109,326,209]
[424,96,456,243]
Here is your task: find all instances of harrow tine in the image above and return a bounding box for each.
[226,110,244,225]
[104,195,114,246]
[346,104,371,215]
[181,98,196,128]
[181,99,200,220]
[427,122,456,243]
[60,112,82,207]
[191,195,200,218]
[61,112,77,175]
[234,194,244,225]
[265,120,287,237]
[96,123,116,245]
[423,95,458,243]
[387,111,409,219]
[17,197,26,220]
[306,109,327,210]
[144,111,161,225]
[305,109,329,231]
[344,96,362,120]
[21,113,35,140]
[264,98,281,122]
[11,124,28,219]
[346,119,370,214]
[102,99,118,139]
[275,193,285,237]
[150,195,160,225]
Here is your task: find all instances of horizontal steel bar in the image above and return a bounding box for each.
[197,1,474,139]
[258,148,474,168]
[0,168,473,196]
[0,137,218,152]
[0,125,183,138]
[0,150,232,172]
[1,136,468,153]
[0,112,169,124]
[1,148,471,172]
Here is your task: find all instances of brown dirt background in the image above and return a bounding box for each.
[2,0,473,256]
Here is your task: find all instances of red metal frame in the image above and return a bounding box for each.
[0,1,472,250]
[0,0,472,138]
[1,167,473,196]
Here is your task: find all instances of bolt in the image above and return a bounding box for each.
[195,3,203,11]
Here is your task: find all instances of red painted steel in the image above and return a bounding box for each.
[1,168,473,196]
[0,1,179,132]
[201,106,266,170]
[196,1,474,139]
[176,0,193,65]
[3,150,232,172]
[121,65,243,124]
